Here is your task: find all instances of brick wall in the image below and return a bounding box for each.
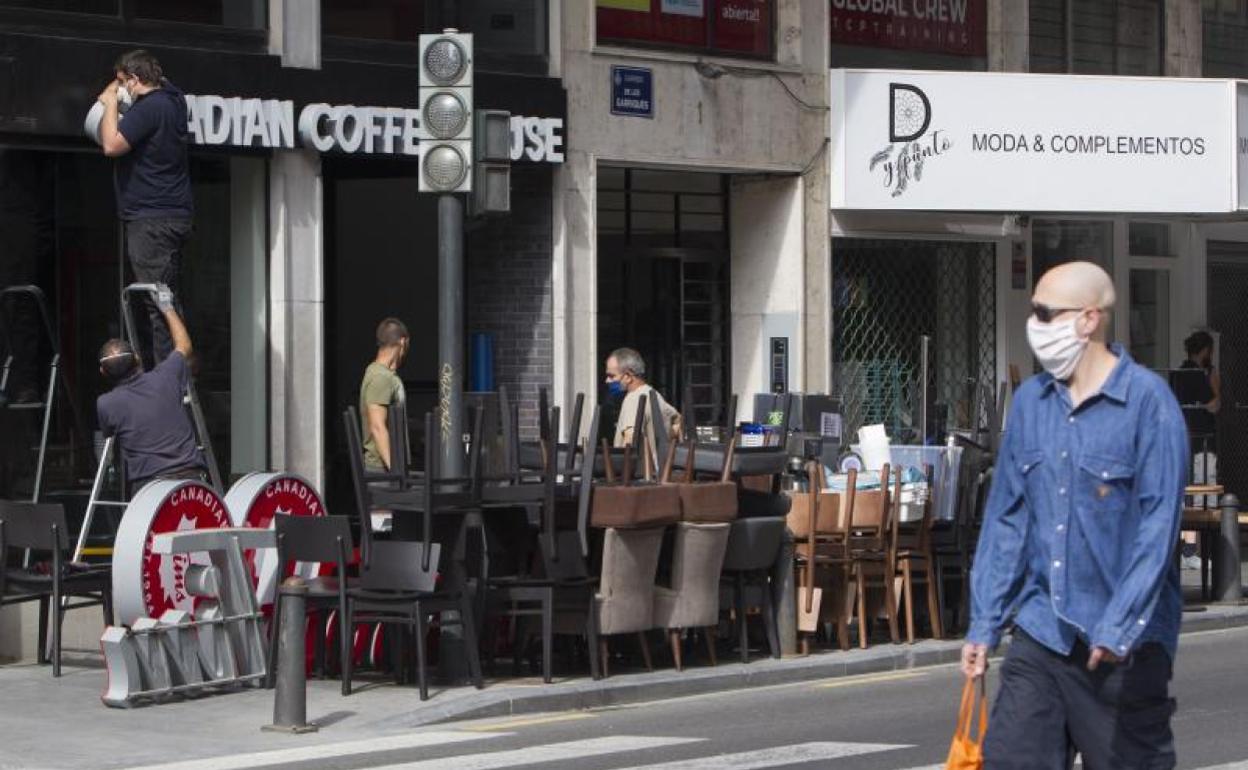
[466,165,554,441]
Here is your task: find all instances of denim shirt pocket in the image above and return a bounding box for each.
[1078,452,1135,514]
[1019,449,1046,504]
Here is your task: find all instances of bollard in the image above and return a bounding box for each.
[262,577,318,734]
[1214,494,1243,605]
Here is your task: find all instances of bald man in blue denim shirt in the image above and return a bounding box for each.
[963,261,1187,769]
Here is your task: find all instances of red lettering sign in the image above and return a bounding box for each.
[830,0,987,57]
[597,0,772,58]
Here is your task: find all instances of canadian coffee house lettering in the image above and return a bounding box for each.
[182,93,565,162]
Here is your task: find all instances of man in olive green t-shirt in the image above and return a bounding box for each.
[359,317,409,470]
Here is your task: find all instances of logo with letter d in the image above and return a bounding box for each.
[889,83,931,143]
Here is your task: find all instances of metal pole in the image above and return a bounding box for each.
[774,530,797,656]
[262,577,317,734]
[438,193,465,478]
[919,335,930,446]
[1214,493,1243,605]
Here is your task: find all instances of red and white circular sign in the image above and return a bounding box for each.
[224,472,327,608]
[112,480,232,626]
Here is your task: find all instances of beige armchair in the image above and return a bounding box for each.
[653,522,731,670]
[594,526,665,676]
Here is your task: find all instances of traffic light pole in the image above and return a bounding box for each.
[437,193,465,478]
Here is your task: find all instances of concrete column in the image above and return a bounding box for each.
[230,157,268,475]
[987,0,1029,72]
[276,0,319,69]
[730,176,805,420]
[557,149,599,430]
[801,0,831,395]
[1165,0,1202,77]
[555,0,600,429]
[269,151,325,492]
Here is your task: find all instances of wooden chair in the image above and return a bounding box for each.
[891,465,944,644]
[789,462,857,653]
[846,465,901,649]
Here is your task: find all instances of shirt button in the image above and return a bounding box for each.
[1059,487,1066,495]
[1068,416,1075,424]
[1060,451,1068,459]
[1138,618,1147,626]
[1053,560,1062,568]
[1102,471,1110,479]
[1056,524,1065,532]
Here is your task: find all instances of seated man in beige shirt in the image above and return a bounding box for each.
[605,348,680,460]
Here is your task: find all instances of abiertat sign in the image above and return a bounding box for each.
[830,69,1241,213]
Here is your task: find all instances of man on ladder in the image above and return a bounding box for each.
[96,283,207,495]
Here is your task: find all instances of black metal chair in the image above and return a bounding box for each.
[0,501,111,676]
[266,514,353,688]
[342,405,405,567]
[719,516,785,663]
[933,461,992,634]
[341,539,483,700]
[484,405,603,683]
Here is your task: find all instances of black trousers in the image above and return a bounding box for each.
[983,630,1176,770]
[125,216,192,365]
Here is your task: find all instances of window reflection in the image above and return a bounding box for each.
[0,149,261,499]
[0,0,118,14]
[134,0,267,29]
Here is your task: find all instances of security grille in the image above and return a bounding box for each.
[832,239,996,443]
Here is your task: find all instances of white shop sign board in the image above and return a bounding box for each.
[830,69,1247,214]
[1238,82,1248,211]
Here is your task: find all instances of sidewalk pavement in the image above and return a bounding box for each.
[1,587,1245,770]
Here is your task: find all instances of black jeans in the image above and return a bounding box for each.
[983,630,1176,770]
[125,216,192,364]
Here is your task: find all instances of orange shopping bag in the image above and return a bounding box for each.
[945,675,989,769]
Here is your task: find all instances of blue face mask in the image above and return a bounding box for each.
[607,380,626,398]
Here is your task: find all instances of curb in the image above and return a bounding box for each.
[372,607,1248,730]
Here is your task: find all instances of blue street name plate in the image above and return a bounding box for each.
[611,66,654,119]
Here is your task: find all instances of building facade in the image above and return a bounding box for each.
[3,0,1248,659]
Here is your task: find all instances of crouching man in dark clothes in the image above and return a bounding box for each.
[97,284,206,495]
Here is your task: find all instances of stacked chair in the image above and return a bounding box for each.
[485,403,603,683]
[789,462,901,652]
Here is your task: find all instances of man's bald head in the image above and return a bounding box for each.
[1033,261,1116,311]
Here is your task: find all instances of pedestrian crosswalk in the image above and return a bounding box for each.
[125,729,1248,770]
[609,742,912,769]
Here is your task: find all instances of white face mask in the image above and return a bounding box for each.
[1027,314,1088,381]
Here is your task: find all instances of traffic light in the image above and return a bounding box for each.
[418,30,472,193]
[472,109,511,216]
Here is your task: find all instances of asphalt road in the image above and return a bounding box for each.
[124,626,1248,770]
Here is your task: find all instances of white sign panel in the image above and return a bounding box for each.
[661,0,705,17]
[1238,82,1248,211]
[830,69,1238,213]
